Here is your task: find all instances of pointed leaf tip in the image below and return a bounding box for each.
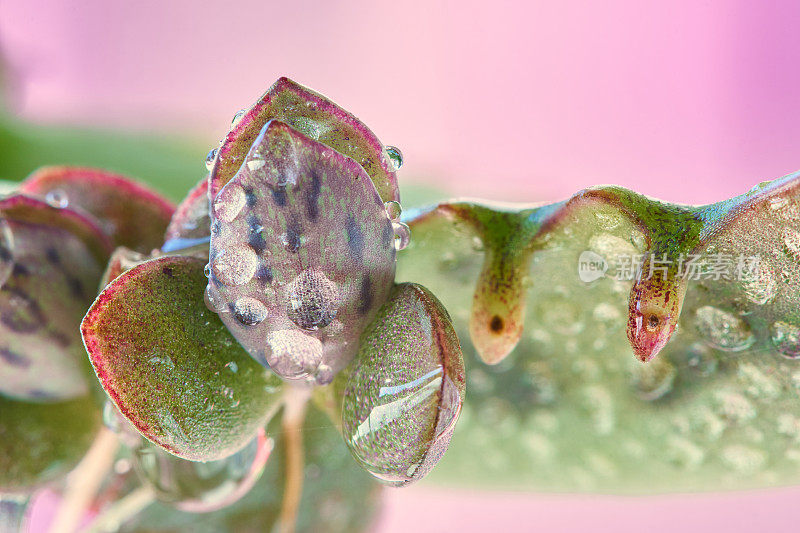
[211,77,400,204]
[81,255,283,461]
[342,282,465,486]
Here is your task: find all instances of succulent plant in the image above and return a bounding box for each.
[3,77,800,532]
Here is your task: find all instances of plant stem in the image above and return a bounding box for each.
[83,487,154,533]
[277,384,311,533]
[48,428,119,533]
[0,493,29,533]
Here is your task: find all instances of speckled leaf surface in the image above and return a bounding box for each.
[397,170,800,492]
[81,255,283,461]
[209,77,400,203]
[0,394,99,491]
[343,283,465,486]
[207,120,395,384]
[0,195,108,401]
[20,166,175,252]
[122,407,381,533]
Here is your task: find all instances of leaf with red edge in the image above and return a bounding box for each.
[206,120,396,385]
[0,195,109,401]
[82,255,283,461]
[210,77,400,203]
[163,176,211,246]
[20,166,175,252]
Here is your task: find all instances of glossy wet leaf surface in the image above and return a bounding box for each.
[20,166,176,252]
[343,283,465,486]
[0,195,107,401]
[122,407,381,533]
[207,121,395,384]
[0,394,99,491]
[82,255,283,461]
[210,77,400,203]
[398,171,800,492]
[163,177,211,247]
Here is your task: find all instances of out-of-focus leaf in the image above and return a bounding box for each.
[123,407,381,533]
[163,177,210,245]
[0,394,99,491]
[207,120,395,384]
[209,77,400,203]
[20,166,175,252]
[397,171,800,492]
[81,255,283,461]
[0,195,108,401]
[343,282,465,486]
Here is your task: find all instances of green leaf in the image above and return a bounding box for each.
[123,407,381,533]
[20,166,176,253]
[397,171,800,492]
[0,394,99,491]
[0,195,108,401]
[206,120,396,384]
[210,77,400,203]
[342,282,466,486]
[81,255,283,461]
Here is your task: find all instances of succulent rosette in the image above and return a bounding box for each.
[80,77,467,493]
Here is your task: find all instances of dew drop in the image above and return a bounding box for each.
[44,188,69,208]
[264,329,324,379]
[231,109,246,127]
[203,263,211,278]
[630,357,676,401]
[204,284,228,313]
[384,146,403,171]
[694,306,754,352]
[739,263,776,305]
[770,321,800,359]
[286,269,340,330]
[0,218,14,289]
[133,430,270,513]
[212,184,246,222]
[231,296,268,326]
[384,201,402,221]
[205,148,218,171]
[392,222,411,251]
[211,246,258,286]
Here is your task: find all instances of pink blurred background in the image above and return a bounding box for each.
[3,1,800,531]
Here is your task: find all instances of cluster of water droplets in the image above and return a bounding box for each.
[385,200,410,251]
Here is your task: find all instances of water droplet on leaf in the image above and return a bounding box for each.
[384,201,402,221]
[695,306,754,352]
[231,296,268,326]
[205,148,218,171]
[265,329,324,379]
[286,269,340,330]
[384,146,403,171]
[211,246,258,286]
[0,218,14,289]
[770,321,800,359]
[44,189,68,208]
[392,222,410,251]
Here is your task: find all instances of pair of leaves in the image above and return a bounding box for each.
[397,170,800,492]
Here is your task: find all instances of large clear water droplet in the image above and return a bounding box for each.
[286,269,340,330]
[695,306,755,352]
[264,329,324,379]
[205,148,219,171]
[770,321,800,359]
[231,296,268,326]
[212,183,246,223]
[0,219,14,290]
[133,430,271,513]
[231,109,246,127]
[384,146,403,171]
[211,246,258,286]
[44,189,68,208]
[384,201,402,221]
[393,222,411,251]
[739,263,776,305]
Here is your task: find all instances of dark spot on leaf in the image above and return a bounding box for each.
[489,315,504,333]
[45,247,60,264]
[285,218,302,253]
[255,265,273,284]
[0,347,28,368]
[244,186,257,207]
[162,266,175,278]
[346,214,364,261]
[272,186,287,207]
[358,276,372,315]
[247,215,266,254]
[1,288,45,333]
[67,276,85,298]
[306,170,321,221]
